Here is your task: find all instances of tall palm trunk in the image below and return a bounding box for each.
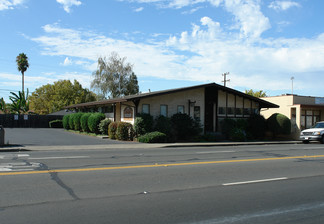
[22,71,24,92]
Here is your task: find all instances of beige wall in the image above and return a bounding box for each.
[260,95,293,120]
[138,87,205,127]
[120,102,136,124]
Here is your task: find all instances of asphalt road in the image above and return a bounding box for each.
[1,143,324,223]
[4,128,129,146]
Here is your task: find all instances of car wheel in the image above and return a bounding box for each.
[321,135,324,144]
[303,140,309,144]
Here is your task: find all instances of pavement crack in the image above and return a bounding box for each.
[41,163,80,200]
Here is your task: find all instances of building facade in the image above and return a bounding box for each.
[66,83,278,133]
[261,95,324,137]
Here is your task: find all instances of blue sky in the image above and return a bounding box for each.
[1,0,324,102]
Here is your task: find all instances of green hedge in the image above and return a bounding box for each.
[134,113,154,136]
[87,113,106,134]
[170,113,201,140]
[267,113,291,136]
[73,112,84,131]
[138,131,167,143]
[69,113,76,130]
[117,122,134,141]
[108,122,118,139]
[49,119,63,128]
[99,118,111,135]
[63,114,70,130]
[80,113,92,132]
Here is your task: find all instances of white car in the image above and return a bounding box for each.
[300,121,324,144]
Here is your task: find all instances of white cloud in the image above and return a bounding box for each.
[134,7,144,12]
[268,1,301,11]
[56,0,82,13]
[29,20,324,96]
[0,0,24,10]
[63,57,72,66]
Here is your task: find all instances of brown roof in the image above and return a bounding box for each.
[65,83,279,109]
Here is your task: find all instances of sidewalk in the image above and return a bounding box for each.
[0,140,301,152]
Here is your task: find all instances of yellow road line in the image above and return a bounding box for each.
[1,155,324,176]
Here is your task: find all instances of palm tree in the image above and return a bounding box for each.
[16,53,29,92]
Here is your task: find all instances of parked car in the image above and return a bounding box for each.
[300,121,324,144]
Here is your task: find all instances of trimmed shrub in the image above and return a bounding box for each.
[108,122,118,139]
[80,113,92,132]
[99,118,112,135]
[138,131,167,143]
[247,114,266,139]
[49,119,63,128]
[87,113,106,134]
[154,115,171,136]
[230,127,246,142]
[134,113,154,136]
[220,118,237,139]
[73,112,84,131]
[170,113,202,141]
[267,113,291,136]
[116,122,134,141]
[63,114,70,130]
[69,113,76,130]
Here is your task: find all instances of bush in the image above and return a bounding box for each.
[87,113,106,134]
[68,113,76,130]
[63,114,70,130]
[267,113,291,136]
[108,122,118,139]
[138,131,167,143]
[73,112,84,131]
[117,122,134,141]
[220,118,237,138]
[80,113,92,132]
[247,114,266,139]
[170,113,202,141]
[134,113,154,136]
[154,115,171,136]
[49,119,63,128]
[99,118,112,135]
[230,127,246,142]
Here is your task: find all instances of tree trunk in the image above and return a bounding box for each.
[22,72,24,92]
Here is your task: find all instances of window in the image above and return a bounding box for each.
[177,105,185,114]
[142,104,150,114]
[235,108,243,116]
[194,106,200,119]
[218,107,225,115]
[227,107,234,115]
[160,105,168,117]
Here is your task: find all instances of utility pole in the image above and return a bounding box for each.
[222,72,230,87]
[291,76,294,95]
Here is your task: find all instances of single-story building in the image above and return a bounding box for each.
[261,94,324,136]
[66,83,278,133]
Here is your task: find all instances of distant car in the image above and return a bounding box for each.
[300,121,324,144]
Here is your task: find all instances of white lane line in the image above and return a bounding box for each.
[28,156,90,160]
[223,177,288,186]
[196,151,235,154]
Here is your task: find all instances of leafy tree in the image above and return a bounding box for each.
[0,97,7,113]
[16,53,29,92]
[29,80,97,114]
[9,90,30,114]
[91,52,140,98]
[245,89,267,97]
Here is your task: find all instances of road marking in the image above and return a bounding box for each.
[28,156,89,160]
[222,177,288,186]
[196,151,235,154]
[0,154,324,176]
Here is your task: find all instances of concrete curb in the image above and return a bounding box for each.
[0,141,301,152]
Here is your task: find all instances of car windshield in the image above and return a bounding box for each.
[313,122,324,128]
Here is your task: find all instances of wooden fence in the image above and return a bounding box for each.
[0,114,63,128]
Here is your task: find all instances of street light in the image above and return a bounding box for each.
[291,76,294,95]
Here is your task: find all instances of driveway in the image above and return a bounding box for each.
[4,128,128,146]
